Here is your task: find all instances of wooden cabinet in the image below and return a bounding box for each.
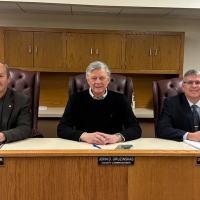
[125,35,181,71]
[67,33,122,70]
[0,27,185,109]
[4,30,64,70]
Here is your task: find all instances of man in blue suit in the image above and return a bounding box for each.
[156,69,200,141]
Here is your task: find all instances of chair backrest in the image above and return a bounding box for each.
[152,77,183,133]
[8,68,43,137]
[68,74,133,105]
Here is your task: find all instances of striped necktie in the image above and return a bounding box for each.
[192,105,200,131]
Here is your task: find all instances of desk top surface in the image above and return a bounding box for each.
[1,138,197,151]
[38,107,153,118]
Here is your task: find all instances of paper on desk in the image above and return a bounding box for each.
[183,140,200,150]
[39,106,47,110]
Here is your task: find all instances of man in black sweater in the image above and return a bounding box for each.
[57,61,141,144]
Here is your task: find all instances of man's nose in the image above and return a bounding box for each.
[95,78,101,83]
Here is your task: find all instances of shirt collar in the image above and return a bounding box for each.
[187,99,200,107]
[89,88,107,100]
[0,89,7,101]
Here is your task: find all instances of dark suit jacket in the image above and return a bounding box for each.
[0,88,31,143]
[156,92,195,141]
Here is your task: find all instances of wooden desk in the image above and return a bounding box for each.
[1,138,200,200]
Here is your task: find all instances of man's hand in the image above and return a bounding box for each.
[80,132,108,145]
[187,131,200,141]
[0,132,6,142]
[80,132,123,145]
[104,134,123,144]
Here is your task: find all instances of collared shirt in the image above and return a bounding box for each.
[183,99,200,140]
[0,90,7,101]
[89,88,108,100]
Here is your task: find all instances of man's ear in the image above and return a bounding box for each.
[7,76,11,83]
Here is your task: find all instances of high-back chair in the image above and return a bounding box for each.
[68,74,133,105]
[8,68,43,138]
[152,77,183,134]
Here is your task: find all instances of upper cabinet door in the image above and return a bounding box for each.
[125,35,153,70]
[153,35,181,70]
[34,32,63,69]
[4,30,33,68]
[95,34,122,69]
[67,33,95,70]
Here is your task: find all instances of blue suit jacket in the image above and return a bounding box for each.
[156,92,195,141]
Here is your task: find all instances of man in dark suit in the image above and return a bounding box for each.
[156,69,200,141]
[0,63,31,143]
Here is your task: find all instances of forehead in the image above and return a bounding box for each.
[89,69,107,76]
[0,64,6,73]
[185,75,200,80]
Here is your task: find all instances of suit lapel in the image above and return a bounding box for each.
[180,93,194,131]
[2,89,13,130]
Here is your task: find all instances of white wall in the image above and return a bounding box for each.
[1,12,200,74]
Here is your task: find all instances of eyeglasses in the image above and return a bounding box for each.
[90,77,107,82]
[183,81,200,85]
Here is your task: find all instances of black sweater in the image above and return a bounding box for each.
[57,90,141,141]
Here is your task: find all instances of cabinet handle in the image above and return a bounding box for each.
[96,48,98,55]
[149,49,152,56]
[35,46,38,54]
[90,48,93,55]
[154,49,157,56]
[29,46,32,53]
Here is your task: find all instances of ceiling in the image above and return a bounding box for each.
[1,2,200,19]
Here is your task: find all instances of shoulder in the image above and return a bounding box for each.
[107,90,125,98]
[107,90,128,103]
[166,92,185,101]
[69,89,89,101]
[164,92,186,106]
[7,88,30,102]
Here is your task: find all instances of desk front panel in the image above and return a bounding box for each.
[1,155,200,200]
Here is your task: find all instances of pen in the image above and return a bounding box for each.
[93,144,101,149]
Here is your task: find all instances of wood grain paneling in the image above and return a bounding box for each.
[126,35,153,70]
[4,31,33,68]
[0,157,128,200]
[128,157,200,200]
[34,32,63,69]
[40,72,78,107]
[67,33,95,69]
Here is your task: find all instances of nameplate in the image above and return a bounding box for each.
[98,156,134,165]
[0,157,4,166]
[196,157,200,166]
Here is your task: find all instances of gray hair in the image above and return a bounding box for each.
[0,62,10,78]
[86,61,111,78]
[183,69,200,82]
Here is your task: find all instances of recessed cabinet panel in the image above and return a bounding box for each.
[153,35,180,70]
[95,34,122,69]
[67,33,122,70]
[126,35,153,70]
[67,33,95,70]
[4,31,63,69]
[125,35,181,71]
[34,32,63,69]
[4,31,33,68]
